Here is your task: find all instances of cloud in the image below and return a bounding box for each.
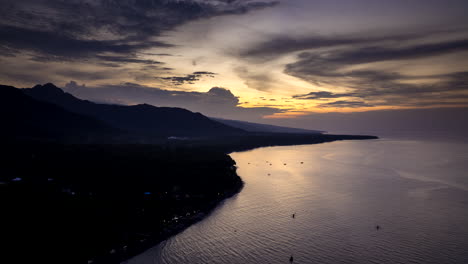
[285,39,468,80]
[290,71,468,108]
[0,0,278,64]
[293,91,356,100]
[234,66,275,91]
[241,35,375,59]
[233,26,468,108]
[94,55,164,65]
[157,71,217,85]
[239,29,461,60]
[63,81,283,121]
[318,100,374,108]
[291,39,468,69]
[284,37,468,108]
[0,24,172,61]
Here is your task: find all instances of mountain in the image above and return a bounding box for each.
[23,83,244,137]
[0,85,119,141]
[212,118,324,134]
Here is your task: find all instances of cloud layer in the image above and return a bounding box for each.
[0,0,277,60]
[63,81,283,121]
[1,0,467,125]
[158,71,217,85]
[0,0,278,86]
[281,34,468,108]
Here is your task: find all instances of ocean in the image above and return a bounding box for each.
[124,137,468,263]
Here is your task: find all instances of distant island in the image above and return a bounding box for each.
[0,83,377,264]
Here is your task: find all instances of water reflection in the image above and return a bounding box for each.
[125,140,468,264]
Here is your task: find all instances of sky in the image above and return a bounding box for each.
[1,0,467,134]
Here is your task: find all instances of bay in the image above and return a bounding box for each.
[124,139,468,264]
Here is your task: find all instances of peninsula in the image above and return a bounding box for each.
[0,84,376,264]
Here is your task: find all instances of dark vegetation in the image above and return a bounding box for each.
[0,85,118,142]
[1,142,242,264]
[0,83,377,263]
[183,133,377,153]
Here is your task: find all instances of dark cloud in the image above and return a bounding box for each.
[142,53,174,57]
[292,71,468,101]
[318,100,374,108]
[0,0,277,65]
[242,35,372,59]
[95,55,164,65]
[290,71,468,108]
[206,87,238,106]
[237,26,468,108]
[293,91,356,100]
[240,29,462,59]
[234,66,274,91]
[285,38,468,108]
[157,71,217,85]
[285,39,468,80]
[294,39,468,68]
[193,71,217,75]
[238,30,468,93]
[63,81,283,121]
[0,24,171,61]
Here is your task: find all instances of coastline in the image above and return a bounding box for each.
[122,138,468,264]
[1,135,377,264]
[117,135,378,264]
[2,143,243,264]
[171,133,378,154]
[114,180,244,264]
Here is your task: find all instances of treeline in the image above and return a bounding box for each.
[1,142,242,264]
[173,132,378,153]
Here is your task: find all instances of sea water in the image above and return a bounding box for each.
[125,138,468,264]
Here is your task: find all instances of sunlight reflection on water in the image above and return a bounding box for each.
[124,139,468,264]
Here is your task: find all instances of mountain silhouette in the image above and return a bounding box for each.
[23,83,245,137]
[212,117,324,134]
[0,85,119,141]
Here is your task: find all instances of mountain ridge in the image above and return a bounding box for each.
[212,117,324,134]
[0,84,119,142]
[22,83,245,138]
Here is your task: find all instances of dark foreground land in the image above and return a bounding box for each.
[0,83,378,263]
[1,142,242,264]
[1,134,376,264]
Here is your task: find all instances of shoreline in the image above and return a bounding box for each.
[1,142,243,264]
[117,182,244,264]
[115,136,378,264]
[1,135,377,264]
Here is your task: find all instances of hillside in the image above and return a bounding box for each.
[212,117,324,134]
[0,85,119,142]
[23,83,244,138]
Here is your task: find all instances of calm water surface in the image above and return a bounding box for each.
[125,139,468,263]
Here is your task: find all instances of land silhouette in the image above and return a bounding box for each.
[0,83,377,264]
